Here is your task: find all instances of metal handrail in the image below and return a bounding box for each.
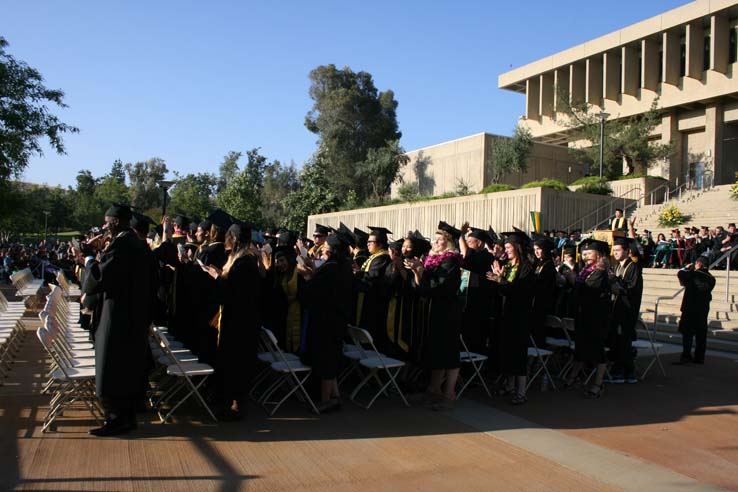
[563,186,643,233]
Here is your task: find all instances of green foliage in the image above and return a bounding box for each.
[125,157,168,210]
[305,64,402,202]
[520,179,567,190]
[479,183,517,194]
[490,126,533,183]
[556,87,673,177]
[169,171,217,220]
[261,160,300,227]
[282,151,341,232]
[397,182,420,202]
[574,177,613,195]
[217,151,241,194]
[613,173,667,181]
[0,181,75,236]
[217,148,267,226]
[729,172,738,201]
[354,140,409,203]
[0,37,79,182]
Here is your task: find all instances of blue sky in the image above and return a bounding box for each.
[3,0,689,188]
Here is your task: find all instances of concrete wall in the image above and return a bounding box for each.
[309,187,635,238]
[392,133,584,198]
[568,176,669,205]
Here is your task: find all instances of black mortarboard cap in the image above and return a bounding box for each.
[563,246,577,256]
[208,209,235,231]
[198,220,212,231]
[468,227,492,244]
[227,222,251,244]
[189,221,198,233]
[368,226,392,244]
[502,227,531,246]
[389,239,404,251]
[105,203,132,221]
[173,214,190,227]
[409,230,432,256]
[354,227,369,246]
[578,238,610,256]
[337,222,357,247]
[314,223,331,236]
[533,236,555,252]
[437,221,461,240]
[131,212,156,234]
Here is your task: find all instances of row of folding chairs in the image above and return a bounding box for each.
[10,267,43,298]
[36,285,102,432]
[148,326,217,423]
[0,290,28,383]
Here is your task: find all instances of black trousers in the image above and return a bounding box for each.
[682,324,707,361]
[609,332,635,375]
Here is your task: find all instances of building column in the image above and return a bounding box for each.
[663,30,680,85]
[660,112,683,184]
[553,67,569,114]
[711,14,729,74]
[569,63,586,104]
[526,78,541,120]
[641,38,659,91]
[586,56,603,106]
[621,45,639,96]
[540,72,554,118]
[705,103,725,184]
[603,51,621,101]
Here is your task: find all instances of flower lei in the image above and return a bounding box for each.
[423,250,462,270]
[575,263,597,283]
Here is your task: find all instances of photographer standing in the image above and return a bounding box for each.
[675,257,716,365]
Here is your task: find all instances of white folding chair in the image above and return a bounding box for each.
[527,335,557,391]
[248,334,301,401]
[338,342,379,387]
[457,334,491,398]
[346,325,409,409]
[257,327,319,415]
[545,315,576,378]
[632,319,665,379]
[36,327,103,432]
[150,326,217,423]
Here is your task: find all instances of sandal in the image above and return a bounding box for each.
[584,384,604,399]
[495,386,515,397]
[510,393,528,405]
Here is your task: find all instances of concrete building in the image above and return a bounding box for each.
[391,132,583,198]
[499,0,738,186]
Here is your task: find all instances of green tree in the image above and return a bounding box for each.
[261,160,299,227]
[355,140,409,203]
[282,151,341,232]
[70,170,102,228]
[169,171,217,220]
[94,175,129,208]
[125,157,168,210]
[556,88,673,176]
[109,159,126,184]
[217,148,267,226]
[490,126,533,183]
[217,151,241,194]
[0,37,79,182]
[304,64,402,201]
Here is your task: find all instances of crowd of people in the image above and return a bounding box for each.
[7,203,721,437]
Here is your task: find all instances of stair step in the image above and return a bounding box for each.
[637,328,738,354]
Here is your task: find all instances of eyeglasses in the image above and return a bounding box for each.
[313,234,325,238]
[367,240,377,244]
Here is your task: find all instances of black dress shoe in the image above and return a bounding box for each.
[672,357,692,366]
[89,417,134,437]
[693,358,705,364]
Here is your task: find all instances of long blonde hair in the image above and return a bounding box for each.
[221,239,251,278]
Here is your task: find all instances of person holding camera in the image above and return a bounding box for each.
[674,257,716,365]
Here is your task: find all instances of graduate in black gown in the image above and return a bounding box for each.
[352,227,370,269]
[487,230,535,405]
[675,256,716,365]
[565,239,611,399]
[299,232,354,412]
[530,237,558,347]
[404,222,463,410]
[608,237,643,383]
[204,222,262,420]
[83,204,158,436]
[355,226,393,352]
[458,224,494,354]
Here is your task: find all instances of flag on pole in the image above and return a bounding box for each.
[530,211,541,233]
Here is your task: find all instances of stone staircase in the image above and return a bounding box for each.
[633,184,737,237]
[638,267,738,354]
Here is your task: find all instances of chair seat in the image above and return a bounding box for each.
[158,353,198,365]
[271,360,312,373]
[545,337,572,348]
[460,351,488,362]
[167,362,214,377]
[70,358,96,368]
[257,351,300,363]
[344,349,379,360]
[359,356,405,369]
[632,340,663,350]
[70,349,95,357]
[51,367,96,380]
[528,347,553,357]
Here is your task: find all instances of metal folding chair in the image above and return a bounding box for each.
[457,334,491,398]
[527,335,557,391]
[632,319,666,379]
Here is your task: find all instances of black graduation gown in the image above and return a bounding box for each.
[573,268,611,364]
[301,259,353,379]
[198,242,227,270]
[461,248,493,353]
[677,268,716,336]
[414,255,462,370]
[531,260,557,347]
[355,253,392,352]
[494,262,534,376]
[610,259,643,340]
[354,249,370,269]
[211,254,261,402]
[384,262,422,361]
[82,230,157,400]
[169,262,203,352]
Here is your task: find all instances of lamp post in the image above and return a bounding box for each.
[43,211,51,244]
[598,111,610,178]
[158,180,176,217]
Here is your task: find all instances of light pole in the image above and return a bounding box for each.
[158,180,176,217]
[598,111,610,178]
[43,211,51,244]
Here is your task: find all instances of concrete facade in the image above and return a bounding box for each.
[391,133,584,198]
[498,0,738,186]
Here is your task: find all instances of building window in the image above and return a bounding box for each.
[658,49,663,82]
[704,34,711,71]
[730,28,737,64]
[680,40,686,76]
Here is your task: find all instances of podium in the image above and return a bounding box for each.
[591,229,625,258]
